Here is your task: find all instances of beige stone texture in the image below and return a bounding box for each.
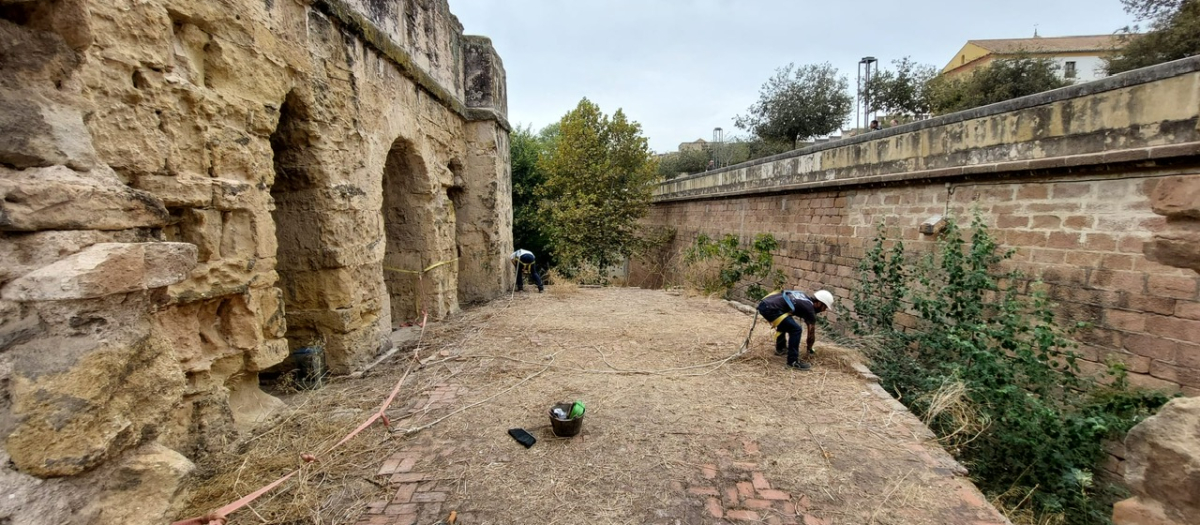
[0,166,169,231]
[1,242,197,301]
[5,330,185,477]
[0,0,510,520]
[81,443,195,523]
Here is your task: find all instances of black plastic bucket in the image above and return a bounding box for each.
[549,403,584,437]
[292,346,327,390]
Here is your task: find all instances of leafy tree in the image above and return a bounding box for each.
[684,233,785,300]
[510,125,553,265]
[656,149,710,179]
[537,98,660,271]
[1106,0,1200,74]
[735,63,853,143]
[863,57,938,117]
[927,57,1071,114]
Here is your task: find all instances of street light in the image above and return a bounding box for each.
[857,56,877,130]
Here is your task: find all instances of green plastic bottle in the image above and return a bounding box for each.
[568,400,585,419]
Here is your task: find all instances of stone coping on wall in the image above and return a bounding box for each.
[312,0,512,131]
[655,141,1200,203]
[657,55,1200,202]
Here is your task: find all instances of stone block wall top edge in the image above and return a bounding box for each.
[653,142,1200,203]
[662,55,1200,187]
[310,0,507,127]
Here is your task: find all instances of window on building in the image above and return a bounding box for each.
[1065,61,1077,78]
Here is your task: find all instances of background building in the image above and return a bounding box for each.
[942,34,1124,82]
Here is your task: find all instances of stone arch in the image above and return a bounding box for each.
[269,89,325,348]
[381,136,434,327]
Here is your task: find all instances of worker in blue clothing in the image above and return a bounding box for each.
[756,289,834,370]
[510,248,544,293]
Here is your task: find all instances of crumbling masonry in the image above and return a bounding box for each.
[0,0,510,522]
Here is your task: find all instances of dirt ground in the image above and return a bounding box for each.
[180,287,1011,525]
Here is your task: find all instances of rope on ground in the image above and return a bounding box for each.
[172,313,433,525]
[391,352,557,435]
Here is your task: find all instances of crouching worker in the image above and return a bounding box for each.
[510,248,544,293]
[756,289,834,370]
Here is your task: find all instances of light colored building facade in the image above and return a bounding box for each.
[942,34,1123,83]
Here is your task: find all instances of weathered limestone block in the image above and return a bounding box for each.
[86,0,173,70]
[83,96,171,176]
[177,208,223,262]
[0,89,97,170]
[1,242,198,301]
[0,16,80,87]
[0,450,85,525]
[155,293,264,374]
[0,300,38,351]
[0,166,169,232]
[132,174,213,208]
[82,443,194,524]
[5,332,185,477]
[1117,397,1200,524]
[245,338,288,372]
[225,372,285,432]
[248,285,286,340]
[323,323,382,374]
[0,229,149,284]
[213,178,268,211]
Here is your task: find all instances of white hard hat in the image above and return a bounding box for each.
[813,290,834,311]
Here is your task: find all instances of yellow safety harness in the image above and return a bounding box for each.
[770,312,792,340]
[764,290,790,339]
[513,259,534,271]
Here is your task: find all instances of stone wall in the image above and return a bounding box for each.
[1111,163,1200,525]
[0,0,510,523]
[634,56,1200,396]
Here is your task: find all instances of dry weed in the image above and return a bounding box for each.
[917,379,990,451]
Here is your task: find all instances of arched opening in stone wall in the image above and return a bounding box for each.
[269,90,324,348]
[447,159,469,304]
[382,137,431,328]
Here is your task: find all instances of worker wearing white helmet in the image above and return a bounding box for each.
[755,289,834,370]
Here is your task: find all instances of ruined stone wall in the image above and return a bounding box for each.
[634,57,1200,397]
[0,0,510,523]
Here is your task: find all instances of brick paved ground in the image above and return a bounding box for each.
[330,289,1014,525]
[355,377,1008,525]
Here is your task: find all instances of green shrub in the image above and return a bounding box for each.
[849,213,1171,525]
[684,233,785,301]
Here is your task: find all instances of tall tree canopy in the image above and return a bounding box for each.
[927,57,1071,114]
[863,57,939,117]
[735,63,853,143]
[510,125,552,265]
[537,98,659,271]
[1106,0,1200,74]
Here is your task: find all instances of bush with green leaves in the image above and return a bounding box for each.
[849,213,1171,525]
[684,233,785,301]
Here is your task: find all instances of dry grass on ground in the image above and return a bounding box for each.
[180,288,999,525]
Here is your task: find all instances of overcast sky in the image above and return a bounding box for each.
[450,1,1134,153]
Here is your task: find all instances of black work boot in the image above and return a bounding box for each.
[786,361,812,371]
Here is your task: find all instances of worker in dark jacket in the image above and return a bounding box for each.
[756,289,834,370]
[510,248,544,293]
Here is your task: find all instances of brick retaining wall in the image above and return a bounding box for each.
[634,57,1200,395]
